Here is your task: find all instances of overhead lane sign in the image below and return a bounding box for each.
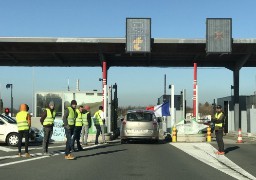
[206,18,232,53]
[126,18,151,53]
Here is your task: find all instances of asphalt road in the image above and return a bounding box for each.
[0,139,256,180]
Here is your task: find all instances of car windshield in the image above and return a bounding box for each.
[0,115,17,124]
[126,112,153,122]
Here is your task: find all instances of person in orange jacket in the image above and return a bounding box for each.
[16,104,31,157]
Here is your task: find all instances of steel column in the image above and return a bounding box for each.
[193,63,197,117]
[233,68,240,130]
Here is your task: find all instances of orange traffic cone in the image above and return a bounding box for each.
[237,129,243,143]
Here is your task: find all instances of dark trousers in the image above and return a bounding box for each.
[71,126,82,150]
[215,129,224,152]
[95,124,102,144]
[64,127,74,155]
[18,130,29,153]
[43,127,53,153]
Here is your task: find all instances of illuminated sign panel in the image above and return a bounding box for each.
[206,18,232,53]
[126,18,151,53]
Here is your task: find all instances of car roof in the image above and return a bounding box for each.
[127,109,154,114]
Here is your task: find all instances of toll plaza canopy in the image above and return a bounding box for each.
[0,37,256,68]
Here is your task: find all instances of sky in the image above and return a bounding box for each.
[0,0,256,110]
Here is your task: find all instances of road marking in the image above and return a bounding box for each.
[0,146,15,152]
[0,156,48,167]
[0,145,66,152]
[170,143,256,180]
[0,143,107,167]
[0,140,118,152]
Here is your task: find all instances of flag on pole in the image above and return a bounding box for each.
[154,101,170,117]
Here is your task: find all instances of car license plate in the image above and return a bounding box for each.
[127,129,147,133]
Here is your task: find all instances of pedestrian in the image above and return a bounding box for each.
[16,104,31,157]
[40,101,56,156]
[62,100,77,160]
[71,105,83,151]
[94,106,105,145]
[81,105,92,146]
[211,105,225,155]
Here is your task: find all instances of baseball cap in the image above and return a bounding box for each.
[216,105,222,109]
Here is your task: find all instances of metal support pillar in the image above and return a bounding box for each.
[107,86,112,133]
[170,84,175,127]
[193,63,197,117]
[102,61,107,121]
[113,83,118,131]
[233,68,240,130]
[182,89,186,119]
[231,54,250,131]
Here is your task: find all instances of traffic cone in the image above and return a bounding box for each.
[237,129,243,143]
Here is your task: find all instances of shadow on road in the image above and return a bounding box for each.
[75,149,127,159]
[225,146,240,154]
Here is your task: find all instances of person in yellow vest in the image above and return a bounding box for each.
[40,101,56,156]
[94,106,105,145]
[211,105,225,155]
[16,104,31,157]
[71,105,83,151]
[62,100,77,160]
[81,105,92,145]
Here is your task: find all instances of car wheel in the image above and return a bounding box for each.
[7,133,19,146]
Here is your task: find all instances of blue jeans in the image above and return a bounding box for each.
[81,125,89,144]
[64,127,74,155]
[95,124,105,144]
[71,126,82,150]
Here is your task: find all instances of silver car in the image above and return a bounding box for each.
[120,110,159,143]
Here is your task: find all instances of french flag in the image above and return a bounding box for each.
[146,101,171,117]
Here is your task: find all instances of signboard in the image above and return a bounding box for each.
[206,18,232,53]
[126,18,151,53]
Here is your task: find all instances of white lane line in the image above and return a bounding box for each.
[170,143,256,180]
[0,146,15,152]
[0,143,107,167]
[0,156,48,167]
[0,141,117,152]
[0,145,66,152]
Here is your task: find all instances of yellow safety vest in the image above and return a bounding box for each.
[94,110,103,125]
[75,109,83,127]
[43,108,56,126]
[16,111,29,131]
[67,107,75,125]
[82,112,89,126]
[215,112,223,127]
